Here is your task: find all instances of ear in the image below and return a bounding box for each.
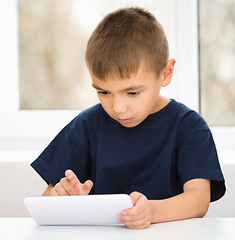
[161,59,176,87]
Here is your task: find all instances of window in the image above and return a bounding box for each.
[199,0,235,126]
[18,0,98,110]
[199,0,235,152]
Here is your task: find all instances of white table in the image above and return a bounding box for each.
[1,218,235,240]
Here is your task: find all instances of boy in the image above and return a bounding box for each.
[31,7,225,229]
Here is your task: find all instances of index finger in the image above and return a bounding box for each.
[65,169,81,187]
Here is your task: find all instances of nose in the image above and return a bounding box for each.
[112,98,127,114]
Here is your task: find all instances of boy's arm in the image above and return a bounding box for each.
[118,178,210,229]
[42,170,93,196]
[150,178,210,222]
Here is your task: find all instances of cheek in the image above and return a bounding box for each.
[139,92,157,106]
[137,93,159,113]
[132,100,151,116]
[99,98,111,114]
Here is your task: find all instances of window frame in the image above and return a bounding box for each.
[0,0,234,157]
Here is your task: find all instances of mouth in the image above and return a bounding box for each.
[118,118,133,124]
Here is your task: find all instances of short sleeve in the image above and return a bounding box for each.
[31,116,92,186]
[177,115,225,202]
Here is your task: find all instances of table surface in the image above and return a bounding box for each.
[1,218,235,240]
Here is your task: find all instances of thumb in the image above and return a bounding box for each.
[130,191,143,206]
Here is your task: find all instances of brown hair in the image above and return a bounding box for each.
[85,7,169,80]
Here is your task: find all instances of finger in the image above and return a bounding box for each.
[65,169,85,194]
[65,169,82,186]
[119,209,145,223]
[126,192,149,216]
[50,187,59,196]
[126,215,151,229]
[119,213,148,229]
[118,192,142,220]
[76,180,93,195]
[119,213,151,229]
[60,178,79,195]
[126,221,150,229]
[130,191,142,206]
[122,200,145,217]
[80,180,93,194]
[120,194,149,224]
[125,220,145,229]
[53,183,69,196]
[65,170,93,195]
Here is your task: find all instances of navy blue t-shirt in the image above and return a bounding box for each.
[31,99,225,202]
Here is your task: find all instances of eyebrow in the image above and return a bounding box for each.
[92,84,106,91]
[92,84,146,92]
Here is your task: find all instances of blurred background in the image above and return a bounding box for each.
[18,0,98,110]
[17,0,235,126]
[17,0,178,111]
[199,0,235,126]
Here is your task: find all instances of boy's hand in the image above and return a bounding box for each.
[117,191,152,229]
[50,169,93,196]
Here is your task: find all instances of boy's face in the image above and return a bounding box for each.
[90,62,173,128]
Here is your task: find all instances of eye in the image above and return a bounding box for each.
[128,92,139,96]
[97,90,109,95]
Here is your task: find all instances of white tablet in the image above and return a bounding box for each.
[24,194,133,226]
